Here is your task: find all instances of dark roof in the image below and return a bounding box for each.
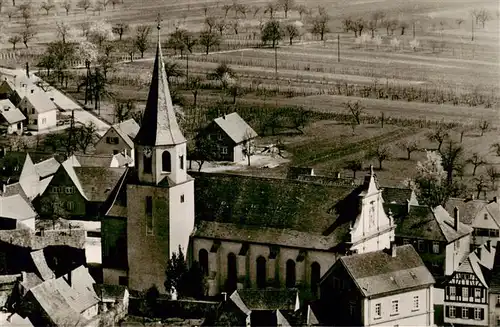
[134,36,186,146]
[382,187,414,206]
[74,154,114,168]
[93,284,127,301]
[340,245,435,297]
[192,172,359,236]
[213,112,258,144]
[444,198,488,225]
[73,167,126,202]
[490,241,500,293]
[30,250,55,281]
[286,167,314,180]
[232,289,298,311]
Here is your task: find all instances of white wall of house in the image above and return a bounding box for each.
[363,287,434,327]
[169,180,195,260]
[445,235,471,276]
[233,144,245,163]
[444,302,488,326]
[17,217,35,230]
[95,128,135,164]
[472,207,500,246]
[6,121,23,135]
[192,237,337,296]
[19,100,57,131]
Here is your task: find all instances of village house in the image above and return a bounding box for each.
[196,112,258,163]
[318,244,435,326]
[392,204,473,278]
[443,240,497,326]
[0,194,37,230]
[18,92,58,131]
[445,197,500,249]
[0,78,31,107]
[17,152,61,201]
[69,153,133,168]
[0,99,25,135]
[94,118,140,166]
[35,159,127,220]
[19,265,99,326]
[214,289,300,326]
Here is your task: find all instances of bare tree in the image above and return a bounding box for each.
[113,99,134,123]
[242,130,255,166]
[367,20,377,38]
[284,23,299,45]
[204,16,217,33]
[230,19,239,34]
[8,35,21,50]
[251,5,261,18]
[399,138,419,160]
[440,140,464,185]
[456,18,464,28]
[188,76,202,107]
[477,9,491,28]
[199,29,220,54]
[399,21,408,35]
[296,4,308,20]
[109,0,119,9]
[222,4,231,18]
[277,0,295,18]
[486,165,498,189]
[234,3,248,18]
[40,0,55,15]
[474,175,487,199]
[112,23,129,41]
[427,127,449,151]
[467,153,486,176]
[18,2,32,21]
[56,21,75,44]
[75,122,98,153]
[135,25,151,58]
[310,11,330,41]
[215,19,228,36]
[21,19,36,48]
[78,0,91,13]
[6,9,14,21]
[62,0,72,15]
[264,2,277,19]
[478,120,489,136]
[369,145,391,170]
[344,101,364,125]
[345,159,363,179]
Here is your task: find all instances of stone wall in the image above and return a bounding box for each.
[83,301,128,327]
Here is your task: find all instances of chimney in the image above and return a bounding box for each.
[25,62,29,78]
[391,243,397,258]
[494,196,498,203]
[30,89,34,94]
[223,114,226,120]
[336,171,341,179]
[453,207,459,231]
[476,247,482,260]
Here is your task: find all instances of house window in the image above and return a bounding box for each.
[106,137,111,143]
[449,286,456,296]
[31,108,35,114]
[485,213,488,220]
[180,155,184,170]
[180,195,184,203]
[145,196,153,235]
[433,242,440,254]
[310,262,320,295]
[418,240,424,252]
[374,303,381,318]
[162,151,171,172]
[474,308,482,320]
[475,288,482,299]
[42,118,46,124]
[217,133,223,140]
[118,276,128,286]
[66,201,74,211]
[65,186,74,194]
[462,307,469,319]
[113,137,119,144]
[391,300,399,315]
[413,296,419,310]
[33,119,37,125]
[463,287,469,299]
[449,306,456,318]
[349,302,355,316]
[221,146,228,154]
[285,259,296,288]
[50,186,58,193]
[113,150,119,155]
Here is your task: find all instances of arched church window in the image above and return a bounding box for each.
[256,256,266,289]
[199,249,208,276]
[226,253,237,293]
[286,259,296,288]
[311,262,321,295]
[162,151,171,172]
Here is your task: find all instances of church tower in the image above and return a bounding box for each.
[126,19,195,293]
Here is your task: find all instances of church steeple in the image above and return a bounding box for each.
[134,17,186,146]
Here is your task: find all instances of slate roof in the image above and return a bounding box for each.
[444,198,489,225]
[339,245,435,297]
[382,187,414,205]
[56,276,98,314]
[234,289,298,311]
[134,34,186,146]
[113,118,140,148]
[113,153,133,167]
[191,172,360,238]
[0,194,37,220]
[74,154,114,167]
[28,278,87,327]
[93,284,127,302]
[21,272,43,293]
[394,205,472,243]
[34,158,59,179]
[0,99,25,124]
[30,250,55,281]
[213,112,258,144]
[73,167,126,202]
[22,92,57,113]
[485,200,500,226]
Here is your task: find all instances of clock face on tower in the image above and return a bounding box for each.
[144,147,153,158]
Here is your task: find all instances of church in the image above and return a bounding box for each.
[100,23,412,296]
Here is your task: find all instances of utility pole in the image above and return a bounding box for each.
[471,15,474,41]
[337,34,340,62]
[274,44,278,93]
[412,22,416,39]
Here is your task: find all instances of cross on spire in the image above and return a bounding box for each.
[156,13,162,30]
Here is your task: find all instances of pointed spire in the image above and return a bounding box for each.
[134,15,186,147]
[370,164,374,176]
